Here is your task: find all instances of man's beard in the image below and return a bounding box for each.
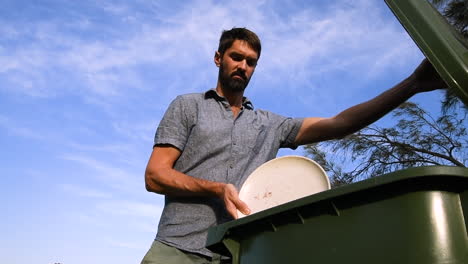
[218,64,250,93]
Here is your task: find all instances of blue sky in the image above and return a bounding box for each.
[0,0,447,263]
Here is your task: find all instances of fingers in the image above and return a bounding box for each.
[235,199,251,216]
[224,200,239,219]
[412,58,447,93]
[223,184,251,219]
[414,58,436,78]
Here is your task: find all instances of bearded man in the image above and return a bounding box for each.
[141,27,446,264]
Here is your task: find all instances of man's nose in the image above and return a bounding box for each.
[237,59,247,71]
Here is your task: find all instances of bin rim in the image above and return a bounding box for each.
[206,165,468,251]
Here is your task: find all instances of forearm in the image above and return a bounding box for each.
[331,58,447,137]
[146,136,250,218]
[145,164,250,218]
[296,59,446,145]
[296,76,418,145]
[145,166,224,197]
[332,75,417,136]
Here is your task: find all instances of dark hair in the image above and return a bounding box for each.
[218,28,262,59]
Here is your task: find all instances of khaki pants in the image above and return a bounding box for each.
[141,240,231,264]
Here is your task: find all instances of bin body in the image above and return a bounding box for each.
[206,166,468,264]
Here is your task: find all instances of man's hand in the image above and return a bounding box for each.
[411,58,447,93]
[221,184,250,219]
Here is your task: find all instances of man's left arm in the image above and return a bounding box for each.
[294,59,447,145]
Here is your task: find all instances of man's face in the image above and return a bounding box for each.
[216,40,258,93]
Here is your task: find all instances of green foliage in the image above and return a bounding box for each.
[303,102,467,187]
[431,0,468,38]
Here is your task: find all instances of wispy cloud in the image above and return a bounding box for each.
[111,120,156,143]
[60,153,143,193]
[0,0,420,102]
[59,183,112,198]
[256,1,420,86]
[0,114,47,140]
[96,200,163,219]
[106,239,148,250]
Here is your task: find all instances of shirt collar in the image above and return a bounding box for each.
[204,89,254,110]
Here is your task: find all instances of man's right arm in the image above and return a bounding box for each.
[144,145,250,219]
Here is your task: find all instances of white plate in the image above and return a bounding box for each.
[238,155,330,218]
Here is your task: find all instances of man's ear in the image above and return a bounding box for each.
[214,51,221,67]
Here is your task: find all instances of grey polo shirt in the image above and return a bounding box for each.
[153,89,303,257]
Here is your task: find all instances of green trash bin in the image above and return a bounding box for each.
[206,166,468,264]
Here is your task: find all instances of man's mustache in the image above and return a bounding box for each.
[231,71,247,81]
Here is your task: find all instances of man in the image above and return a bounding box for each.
[141,28,445,264]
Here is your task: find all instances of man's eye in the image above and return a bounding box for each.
[247,59,257,66]
[231,54,243,61]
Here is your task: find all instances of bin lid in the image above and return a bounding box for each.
[237,155,330,218]
[385,0,468,106]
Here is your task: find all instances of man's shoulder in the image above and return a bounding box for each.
[175,92,205,101]
[251,108,280,118]
[168,92,206,109]
[251,108,303,125]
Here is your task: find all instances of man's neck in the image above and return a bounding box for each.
[215,84,245,118]
[215,85,244,108]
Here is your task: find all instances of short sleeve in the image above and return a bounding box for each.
[255,109,303,150]
[154,96,194,151]
[278,117,304,149]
